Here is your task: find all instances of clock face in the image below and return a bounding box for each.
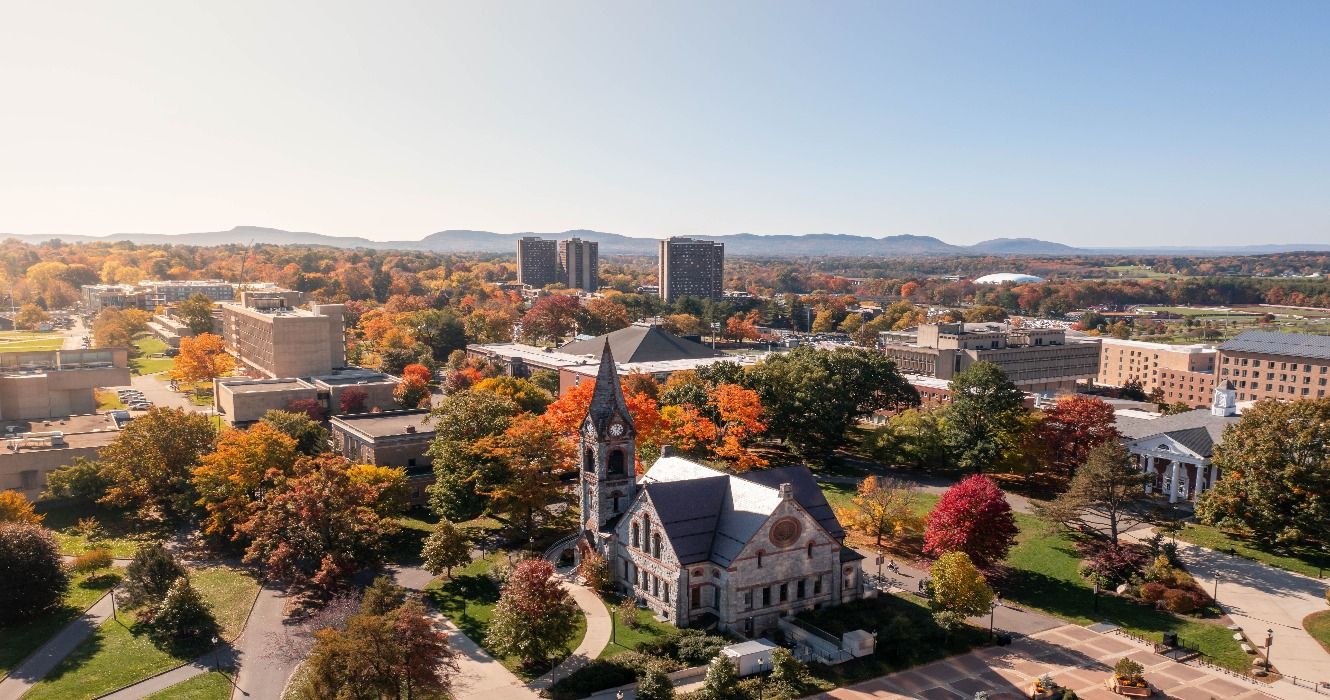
[609,421,625,437]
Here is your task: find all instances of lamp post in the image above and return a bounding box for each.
[1212,572,1220,607]
[1093,580,1100,613]
[757,657,767,700]
[210,636,220,672]
[1265,629,1274,671]
[989,596,1001,642]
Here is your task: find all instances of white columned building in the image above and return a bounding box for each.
[1114,382,1241,505]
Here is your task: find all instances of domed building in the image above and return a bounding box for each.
[973,272,1045,285]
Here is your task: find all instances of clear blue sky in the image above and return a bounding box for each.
[2,1,1327,246]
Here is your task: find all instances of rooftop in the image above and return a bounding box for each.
[222,379,310,394]
[471,343,599,368]
[1114,408,1239,457]
[1219,330,1330,361]
[563,353,763,378]
[2,413,121,451]
[559,324,723,364]
[312,369,397,386]
[331,410,434,439]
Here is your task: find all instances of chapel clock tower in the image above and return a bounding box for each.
[579,342,637,535]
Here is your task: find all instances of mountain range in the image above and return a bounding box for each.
[3,226,1328,257]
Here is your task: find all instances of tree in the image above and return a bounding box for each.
[872,406,949,471]
[285,398,326,421]
[92,308,134,348]
[260,409,329,456]
[701,655,739,700]
[339,387,369,414]
[521,295,582,343]
[485,559,579,666]
[298,600,455,700]
[635,666,676,700]
[122,543,187,609]
[43,457,110,503]
[0,491,43,525]
[483,413,574,536]
[240,455,399,591]
[401,363,433,385]
[99,407,217,519]
[169,333,237,386]
[1041,441,1154,541]
[474,376,553,414]
[193,422,300,541]
[0,522,68,624]
[14,303,50,330]
[1034,395,1120,478]
[768,647,806,698]
[1119,378,1147,401]
[175,293,217,336]
[422,521,472,578]
[724,310,761,341]
[426,391,521,520]
[924,475,1018,571]
[347,464,410,516]
[1197,398,1330,546]
[578,547,610,592]
[661,313,705,336]
[148,576,219,652]
[747,347,919,459]
[836,476,924,549]
[395,377,431,409]
[578,298,631,336]
[928,551,994,630]
[710,383,768,470]
[942,362,1027,473]
[359,575,407,616]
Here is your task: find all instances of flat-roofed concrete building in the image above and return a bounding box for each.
[517,237,560,288]
[141,279,234,306]
[658,237,724,302]
[221,298,346,379]
[879,322,1100,394]
[0,349,130,420]
[1097,338,1217,408]
[1216,330,1330,402]
[214,368,399,426]
[329,409,435,505]
[81,284,145,312]
[1,413,121,501]
[559,238,599,292]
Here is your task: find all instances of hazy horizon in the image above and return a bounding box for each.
[4,1,1328,246]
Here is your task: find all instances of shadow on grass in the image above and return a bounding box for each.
[423,572,500,643]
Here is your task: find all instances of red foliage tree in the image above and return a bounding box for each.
[1034,395,1120,478]
[400,363,433,385]
[286,398,325,421]
[520,295,582,343]
[339,387,368,414]
[924,475,1018,571]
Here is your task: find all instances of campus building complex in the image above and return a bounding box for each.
[220,297,346,379]
[559,237,599,292]
[658,237,725,302]
[0,349,130,420]
[1097,338,1217,408]
[879,323,1100,394]
[1216,330,1330,402]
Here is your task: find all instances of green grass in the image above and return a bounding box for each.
[423,555,586,680]
[1003,513,1249,672]
[95,389,125,410]
[131,335,173,375]
[23,565,258,700]
[40,504,170,558]
[1104,265,1184,280]
[1172,522,1330,579]
[0,330,65,352]
[1305,610,1330,655]
[142,671,233,700]
[599,597,674,659]
[0,567,122,678]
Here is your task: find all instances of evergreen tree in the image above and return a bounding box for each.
[149,576,219,652]
[122,543,187,609]
[359,575,407,616]
[701,655,739,700]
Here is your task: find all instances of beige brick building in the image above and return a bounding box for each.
[328,410,435,505]
[220,299,346,379]
[879,323,1100,394]
[1097,338,1217,408]
[0,349,130,420]
[214,368,399,426]
[1,413,121,501]
[1216,330,1330,402]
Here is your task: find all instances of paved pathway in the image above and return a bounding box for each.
[1124,530,1330,687]
[530,580,614,691]
[811,622,1291,700]
[99,648,237,700]
[0,591,115,700]
[230,585,299,700]
[431,611,540,700]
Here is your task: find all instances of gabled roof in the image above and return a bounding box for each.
[638,457,846,566]
[1220,330,1330,361]
[1115,408,1238,458]
[561,324,723,364]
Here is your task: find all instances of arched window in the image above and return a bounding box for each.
[807,541,815,558]
[631,522,640,549]
[610,490,623,514]
[607,449,626,475]
[756,550,764,568]
[583,448,595,472]
[652,533,661,558]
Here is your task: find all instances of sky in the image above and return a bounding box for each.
[1,1,1327,246]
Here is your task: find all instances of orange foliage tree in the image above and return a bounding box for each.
[711,383,768,470]
[192,423,300,541]
[170,333,237,386]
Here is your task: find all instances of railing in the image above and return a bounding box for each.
[1105,628,1276,690]
[785,617,841,646]
[541,532,580,565]
[1283,674,1330,695]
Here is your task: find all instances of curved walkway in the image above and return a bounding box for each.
[530,580,613,691]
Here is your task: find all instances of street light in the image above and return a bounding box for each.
[1265,629,1274,671]
[989,597,1001,642]
[210,636,220,672]
[1093,580,1100,613]
[1212,572,1220,607]
[756,657,767,700]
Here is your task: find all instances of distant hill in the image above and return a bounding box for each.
[5,226,1330,257]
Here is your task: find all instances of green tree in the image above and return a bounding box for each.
[635,666,676,700]
[928,551,994,631]
[700,655,739,700]
[359,575,407,615]
[147,576,219,652]
[872,406,949,470]
[422,521,472,578]
[747,346,919,459]
[259,409,329,456]
[942,362,1027,472]
[175,293,217,336]
[768,647,806,698]
[1197,398,1330,546]
[426,391,520,520]
[43,457,110,503]
[122,543,187,609]
[485,559,578,667]
[1040,441,1154,541]
[0,522,68,624]
[473,376,553,414]
[98,407,217,519]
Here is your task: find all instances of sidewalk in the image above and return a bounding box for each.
[530,580,614,691]
[0,591,115,700]
[432,612,540,700]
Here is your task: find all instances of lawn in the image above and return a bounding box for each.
[1172,522,1330,579]
[131,334,173,375]
[0,567,122,678]
[95,389,125,410]
[386,509,504,565]
[23,565,259,700]
[1304,610,1330,655]
[599,596,674,659]
[0,330,65,352]
[40,503,171,559]
[424,555,586,680]
[1002,514,1249,672]
[142,671,232,700]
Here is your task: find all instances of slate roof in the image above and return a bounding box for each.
[1114,408,1238,458]
[639,457,848,566]
[560,325,723,364]
[1219,330,1330,361]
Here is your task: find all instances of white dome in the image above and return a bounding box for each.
[973,273,1044,285]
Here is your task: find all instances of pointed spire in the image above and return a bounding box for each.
[587,340,633,431]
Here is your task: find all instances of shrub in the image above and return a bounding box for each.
[676,633,726,665]
[1079,543,1148,587]
[701,656,739,700]
[548,659,639,700]
[0,522,69,624]
[71,548,113,572]
[1139,582,1166,603]
[74,516,105,544]
[1161,588,1197,614]
[122,543,186,608]
[1114,657,1144,680]
[635,667,675,700]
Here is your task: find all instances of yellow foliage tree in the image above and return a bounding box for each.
[0,491,44,525]
[346,464,410,516]
[192,423,299,539]
[170,333,237,386]
[835,475,923,548]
